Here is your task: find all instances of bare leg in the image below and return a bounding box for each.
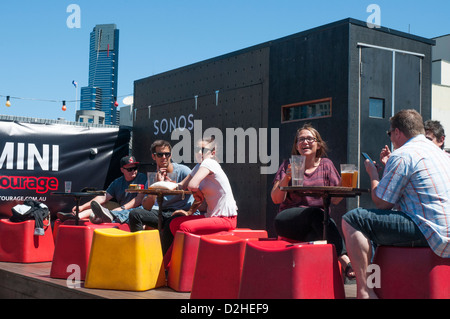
[342,220,378,299]
[77,209,93,219]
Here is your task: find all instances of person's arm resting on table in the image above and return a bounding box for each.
[172,167,209,216]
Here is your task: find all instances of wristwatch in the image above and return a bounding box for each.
[121,205,126,210]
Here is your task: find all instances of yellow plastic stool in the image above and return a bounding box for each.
[85,228,165,291]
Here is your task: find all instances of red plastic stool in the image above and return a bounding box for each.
[0,219,55,263]
[50,223,118,280]
[228,228,268,239]
[190,234,257,299]
[53,219,88,242]
[168,229,269,293]
[53,219,130,243]
[167,232,203,292]
[373,246,450,299]
[238,240,345,299]
[52,219,63,241]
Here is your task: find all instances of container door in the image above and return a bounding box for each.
[358,46,423,209]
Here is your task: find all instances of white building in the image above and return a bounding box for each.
[432,34,450,151]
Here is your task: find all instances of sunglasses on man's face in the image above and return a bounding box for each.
[154,152,171,158]
[124,167,138,172]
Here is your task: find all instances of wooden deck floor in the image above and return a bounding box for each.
[0,261,190,299]
[0,261,356,299]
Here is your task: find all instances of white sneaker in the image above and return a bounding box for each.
[90,201,114,223]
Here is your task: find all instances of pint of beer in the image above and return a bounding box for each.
[341,164,358,188]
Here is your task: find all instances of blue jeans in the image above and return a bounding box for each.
[343,208,429,247]
[111,209,131,224]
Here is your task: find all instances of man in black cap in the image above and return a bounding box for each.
[57,156,147,222]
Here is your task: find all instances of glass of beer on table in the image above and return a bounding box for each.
[340,164,358,188]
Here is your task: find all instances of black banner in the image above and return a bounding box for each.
[0,121,130,218]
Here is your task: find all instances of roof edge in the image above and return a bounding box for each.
[135,17,435,84]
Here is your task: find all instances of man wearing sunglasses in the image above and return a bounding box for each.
[129,140,194,256]
[342,110,450,298]
[57,156,147,222]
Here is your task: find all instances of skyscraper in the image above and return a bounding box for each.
[80,24,119,125]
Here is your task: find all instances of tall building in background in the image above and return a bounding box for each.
[79,24,119,125]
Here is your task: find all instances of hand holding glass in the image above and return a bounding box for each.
[290,155,306,186]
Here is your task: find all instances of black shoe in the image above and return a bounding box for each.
[57,212,76,222]
[90,201,114,223]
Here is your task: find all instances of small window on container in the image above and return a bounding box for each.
[369,98,385,119]
[281,98,332,123]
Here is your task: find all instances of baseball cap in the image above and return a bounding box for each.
[120,156,140,168]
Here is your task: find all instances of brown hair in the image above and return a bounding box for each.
[424,120,445,149]
[291,123,328,158]
[390,109,425,139]
[150,140,172,153]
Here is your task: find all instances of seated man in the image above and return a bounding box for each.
[424,120,449,156]
[129,140,194,255]
[342,109,450,299]
[57,156,147,224]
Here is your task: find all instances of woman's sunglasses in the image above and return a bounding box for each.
[194,147,213,153]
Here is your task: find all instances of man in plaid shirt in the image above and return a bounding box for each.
[343,109,450,299]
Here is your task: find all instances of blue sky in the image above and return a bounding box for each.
[0,0,449,121]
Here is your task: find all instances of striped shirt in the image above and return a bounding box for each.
[376,135,450,257]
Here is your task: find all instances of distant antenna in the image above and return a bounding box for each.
[408,24,411,33]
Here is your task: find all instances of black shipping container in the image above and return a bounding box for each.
[133,18,434,236]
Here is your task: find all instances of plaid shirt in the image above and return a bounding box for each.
[376,135,450,257]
